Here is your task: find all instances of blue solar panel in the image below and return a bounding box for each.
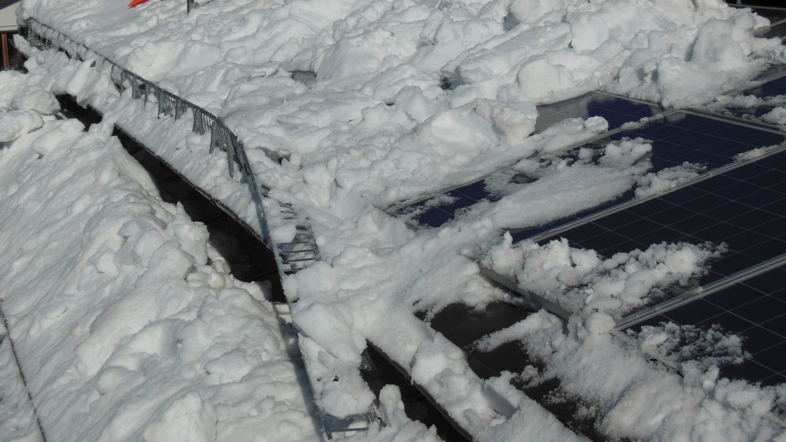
[535,92,664,133]
[397,181,497,228]
[555,151,786,282]
[506,115,785,243]
[398,113,784,231]
[627,265,786,386]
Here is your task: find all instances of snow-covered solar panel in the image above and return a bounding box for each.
[713,73,786,121]
[553,150,786,278]
[393,94,664,229]
[396,181,492,228]
[397,113,784,231]
[625,264,786,386]
[534,92,664,134]
[507,114,786,243]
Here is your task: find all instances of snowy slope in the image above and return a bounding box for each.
[4,0,786,440]
[0,69,444,442]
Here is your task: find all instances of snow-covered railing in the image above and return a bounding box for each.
[25,18,320,273]
[23,19,386,439]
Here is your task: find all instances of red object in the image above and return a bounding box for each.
[128,0,151,7]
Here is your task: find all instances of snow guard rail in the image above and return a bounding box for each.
[25,18,319,273]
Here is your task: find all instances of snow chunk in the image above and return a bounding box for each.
[487,238,721,319]
[0,110,43,142]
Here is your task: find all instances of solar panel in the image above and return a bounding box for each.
[508,114,786,242]
[740,74,786,101]
[624,264,786,386]
[393,94,665,228]
[394,180,497,228]
[535,92,664,133]
[713,72,786,121]
[554,150,786,285]
[397,113,784,232]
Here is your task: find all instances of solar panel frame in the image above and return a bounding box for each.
[535,91,666,134]
[755,20,786,38]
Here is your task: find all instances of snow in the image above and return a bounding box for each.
[478,310,786,442]
[0,55,443,442]
[5,0,786,440]
[483,236,722,319]
[0,105,326,441]
[632,322,748,372]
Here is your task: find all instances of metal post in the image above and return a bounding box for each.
[2,34,9,70]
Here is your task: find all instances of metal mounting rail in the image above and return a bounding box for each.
[25,18,319,273]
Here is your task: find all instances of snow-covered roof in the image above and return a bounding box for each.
[2,0,786,441]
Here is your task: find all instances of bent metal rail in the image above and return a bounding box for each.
[25,18,319,273]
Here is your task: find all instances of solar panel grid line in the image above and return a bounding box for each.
[613,253,786,331]
[526,142,786,245]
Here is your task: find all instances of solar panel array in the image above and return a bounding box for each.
[554,149,786,282]
[510,114,784,242]
[501,80,786,385]
[391,55,786,386]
